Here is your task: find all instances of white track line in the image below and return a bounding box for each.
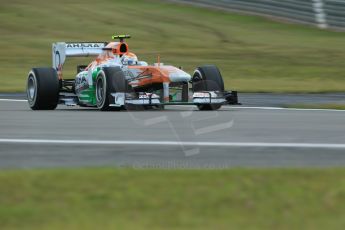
[0,99,27,102]
[168,105,345,112]
[230,106,345,112]
[0,138,344,149]
[1,98,345,112]
[167,105,345,112]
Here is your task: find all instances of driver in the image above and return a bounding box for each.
[121,52,138,66]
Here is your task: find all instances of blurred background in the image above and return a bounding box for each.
[1,0,345,93]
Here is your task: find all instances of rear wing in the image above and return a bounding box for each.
[52,42,107,78]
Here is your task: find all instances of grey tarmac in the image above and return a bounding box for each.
[1,95,345,168]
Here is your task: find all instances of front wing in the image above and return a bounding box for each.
[109,91,239,108]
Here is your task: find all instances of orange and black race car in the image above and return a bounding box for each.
[26,35,239,111]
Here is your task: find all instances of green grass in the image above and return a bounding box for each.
[1,168,345,229]
[286,103,345,110]
[1,0,345,92]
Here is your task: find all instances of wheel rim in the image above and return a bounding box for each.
[193,72,202,83]
[96,77,105,103]
[192,71,203,92]
[27,75,36,101]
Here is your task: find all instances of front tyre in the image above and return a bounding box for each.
[26,68,59,110]
[192,65,224,111]
[95,67,127,111]
[95,72,108,110]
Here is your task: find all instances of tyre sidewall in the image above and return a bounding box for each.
[27,71,38,108]
[96,71,108,110]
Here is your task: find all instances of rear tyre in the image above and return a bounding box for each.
[192,65,224,111]
[96,67,127,111]
[26,68,59,110]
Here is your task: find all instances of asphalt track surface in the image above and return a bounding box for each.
[1,93,345,168]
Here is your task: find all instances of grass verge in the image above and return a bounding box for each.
[1,0,345,92]
[286,103,345,110]
[1,168,345,229]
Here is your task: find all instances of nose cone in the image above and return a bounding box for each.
[169,68,191,82]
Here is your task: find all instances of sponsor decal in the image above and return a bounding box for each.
[75,75,89,93]
[66,43,105,48]
[123,69,136,81]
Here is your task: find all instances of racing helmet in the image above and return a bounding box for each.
[122,52,138,65]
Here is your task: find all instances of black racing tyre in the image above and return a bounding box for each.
[95,67,127,111]
[26,68,59,110]
[192,65,224,111]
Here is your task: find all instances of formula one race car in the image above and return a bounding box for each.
[26,35,239,111]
